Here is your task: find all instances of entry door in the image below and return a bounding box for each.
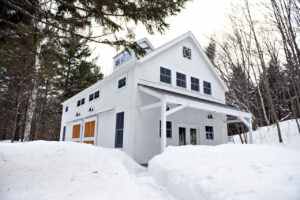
[190,128,197,145]
[179,127,186,145]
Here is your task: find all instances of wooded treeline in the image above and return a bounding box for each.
[0,0,189,141]
[205,0,300,143]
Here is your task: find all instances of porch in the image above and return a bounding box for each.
[138,84,253,152]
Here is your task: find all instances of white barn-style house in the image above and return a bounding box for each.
[60,32,253,164]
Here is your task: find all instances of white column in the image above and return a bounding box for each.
[248,118,253,144]
[161,95,167,152]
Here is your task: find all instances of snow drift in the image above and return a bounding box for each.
[233,119,300,149]
[149,145,300,200]
[0,141,172,200]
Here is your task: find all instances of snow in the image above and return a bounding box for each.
[233,119,300,149]
[149,145,300,200]
[0,141,174,200]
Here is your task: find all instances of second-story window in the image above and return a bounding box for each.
[191,77,200,92]
[183,46,191,59]
[89,90,100,101]
[77,98,85,107]
[160,67,171,84]
[118,77,126,89]
[65,106,68,112]
[176,72,186,88]
[204,81,212,95]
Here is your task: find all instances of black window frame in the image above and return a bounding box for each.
[94,90,100,99]
[191,77,200,92]
[205,126,214,140]
[176,72,186,88]
[203,81,212,95]
[65,106,68,112]
[118,77,127,89]
[159,121,172,138]
[81,98,85,105]
[89,93,94,101]
[77,100,81,107]
[183,46,191,59]
[115,112,124,148]
[160,67,172,84]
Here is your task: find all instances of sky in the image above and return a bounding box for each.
[90,0,237,76]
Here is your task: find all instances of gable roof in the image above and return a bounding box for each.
[138,31,229,91]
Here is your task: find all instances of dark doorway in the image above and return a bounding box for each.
[179,127,186,145]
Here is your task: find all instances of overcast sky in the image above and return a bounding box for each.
[90,0,237,76]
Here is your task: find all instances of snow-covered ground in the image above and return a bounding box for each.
[0,141,174,200]
[1,119,299,200]
[149,145,300,200]
[233,119,300,149]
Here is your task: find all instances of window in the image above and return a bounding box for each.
[191,77,200,92]
[81,98,85,105]
[89,93,94,101]
[94,91,100,99]
[205,126,214,140]
[118,77,126,89]
[204,81,211,95]
[160,67,171,84]
[176,72,186,88]
[159,121,172,138]
[115,51,132,67]
[115,112,124,148]
[62,126,66,141]
[89,90,100,101]
[77,100,81,107]
[183,46,191,59]
[65,106,68,112]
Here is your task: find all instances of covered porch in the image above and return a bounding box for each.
[138,84,253,152]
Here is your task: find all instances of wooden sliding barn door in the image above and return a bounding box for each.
[83,120,95,145]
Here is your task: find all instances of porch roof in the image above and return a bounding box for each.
[138,84,252,119]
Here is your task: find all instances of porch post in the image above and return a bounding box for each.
[161,95,167,152]
[248,118,253,144]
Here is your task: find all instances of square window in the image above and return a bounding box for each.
[160,67,171,84]
[77,100,81,107]
[183,46,191,59]
[191,77,200,92]
[205,126,214,140]
[118,77,126,89]
[89,93,94,101]
[204,81,211,95]
[176,72,186,88]
[94,91,100,99]
[81,98,85,105]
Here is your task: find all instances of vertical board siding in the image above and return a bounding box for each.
[72,124,81,139]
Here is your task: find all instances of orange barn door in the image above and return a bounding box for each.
[84,121,95,145]
[72,124,81,139]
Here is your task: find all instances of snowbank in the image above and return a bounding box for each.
[233,119,300,149]
[149,145,300,200]
[0,141,172,200]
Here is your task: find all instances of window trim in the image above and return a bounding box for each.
[160,66,172,85]
[89,90,100,102]
[203,81,212,95]
[115,111,125,148]
[191,77,200,92]
[117,74,127,89]
[205,125,214,140]
[183,46,192,60]
[176,72,187,88]
[159,120,173,138]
